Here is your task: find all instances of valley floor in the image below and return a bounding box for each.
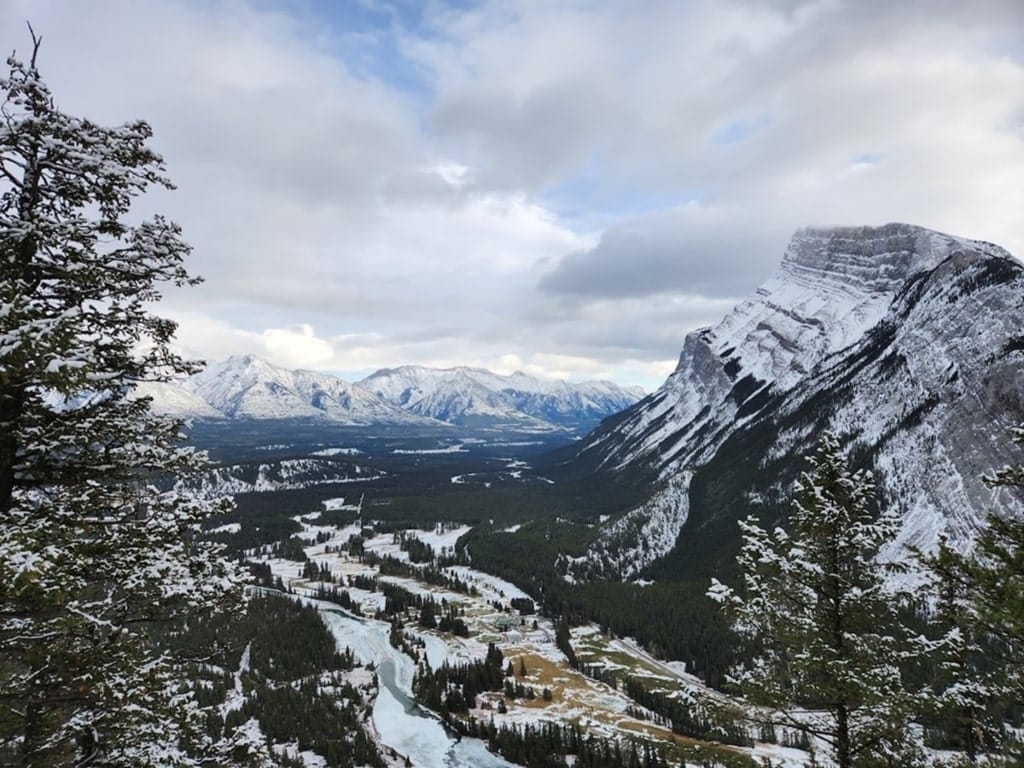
[253,513,812,768]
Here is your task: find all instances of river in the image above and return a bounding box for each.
[312,602,519,768]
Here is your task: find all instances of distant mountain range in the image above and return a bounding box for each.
[560,223,1024,582]
[359,365,643,430]
[136,356,644,432]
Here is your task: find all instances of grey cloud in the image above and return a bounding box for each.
[7,1,420,210]
[431,77,610,191]
[418,0,1024,237]
[379,168,465,206]
[510,290,742,362]
[538,208,785,299]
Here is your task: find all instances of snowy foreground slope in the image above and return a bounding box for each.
[138,355,643,431]
[567,223,1024,580]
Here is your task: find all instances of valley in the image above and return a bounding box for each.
[248,502,791,767]
[182,422,759,766]
[4,6,1019,765]
[179,223,1024,768]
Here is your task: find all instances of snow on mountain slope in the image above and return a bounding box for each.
[132,380,223,418]
[140,356,641,430]
[183,355,440,425]
[360,366,538,426]
[569,223,1024,581]
[359,365,643,430]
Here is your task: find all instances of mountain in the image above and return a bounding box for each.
[358,365,645,430]
[562,223,1024,583]
[141,356,643,431]
[142,355,440,426]
[132,380,223,418]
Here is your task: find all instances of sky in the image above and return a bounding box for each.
[1,0,1021,391]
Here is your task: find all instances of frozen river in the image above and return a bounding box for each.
[313,602,519,768]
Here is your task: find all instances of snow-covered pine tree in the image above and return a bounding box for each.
[915,423,1024,765]
[970,424,1024,764]
[977,424,1024,700]
[914,535,1003,764]
[708,433,921,768]
[0,33,244,766]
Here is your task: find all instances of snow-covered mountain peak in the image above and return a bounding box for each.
[571,224,1024,582]
[140,357,642,431]
[780,222,1007,297]
[178,356,440,424]
[132,380,223,418]
[693,223,1009,395]
[359,365,643,430]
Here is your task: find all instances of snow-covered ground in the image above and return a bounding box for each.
[311,446,362,456]
[417,524,471,552]
[391,443,467,455]
[256,519,818,768]
[322,496,361,512]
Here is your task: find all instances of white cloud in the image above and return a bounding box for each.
[260,325,334,369]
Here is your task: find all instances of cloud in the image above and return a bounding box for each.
[537,204,785,299]
[1,0,1021,393]
[261,325,335,369]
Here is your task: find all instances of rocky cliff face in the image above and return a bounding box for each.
[566,223,1024,582]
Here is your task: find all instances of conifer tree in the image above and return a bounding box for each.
[913,423,1024,766]
[944,424,1024,765]
[0,33,243,766]
[709,433,921,768]
[914,535,1004,763]
[976,424,1024,701]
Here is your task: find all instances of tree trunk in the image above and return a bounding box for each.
[0,383,25,517]
[836,702,850,768]
[21,696,41,768]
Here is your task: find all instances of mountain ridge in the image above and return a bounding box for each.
[358,364,643,430]
[562,222,1024,582]
[138,355,644,432]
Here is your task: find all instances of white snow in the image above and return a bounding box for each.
[311,446,362,456]
[131,380,223,418]
[219,641,251,716]
[416,524,472,552]
[565,473,690,581]
[392,444,467,455]
[358,364,642,429]
[322,497,360,512]
[178,458,385,500]
[152,354,444,425]
[445,566,532,602]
